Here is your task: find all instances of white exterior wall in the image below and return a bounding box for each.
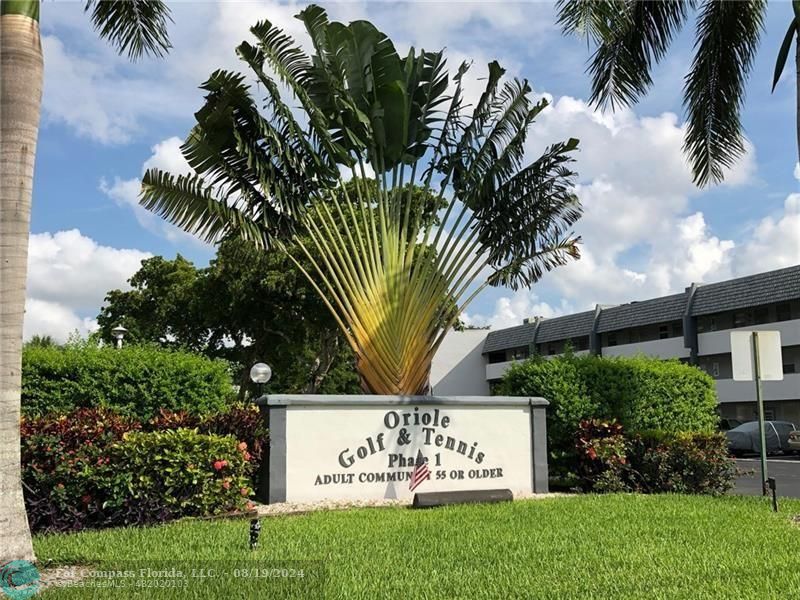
[485,351,590,382]
[716,374,800,403]
[601,336,690,359]
[698,318,800,355]
[430,329,490,396]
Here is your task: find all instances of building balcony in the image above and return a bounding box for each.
[485,350,590,381]
[698,318,800,356]
[601,336,690,360]
[715,373,800,403]
[486,360,516,381]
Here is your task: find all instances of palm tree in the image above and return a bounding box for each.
[140,6,582,397]
[557,0,800,185]
[772,1,800,162]
[1,0,171,563]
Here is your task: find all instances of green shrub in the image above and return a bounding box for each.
[574,421,735,495]
[146,405,269,483]
[22,410,254,533]
[628,430,736,495]
[101,429,253,523]
[22,344,233,420]
[22,406,263,532]
[498,353,718,458]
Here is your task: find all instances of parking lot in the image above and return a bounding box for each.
[734,455,800,497]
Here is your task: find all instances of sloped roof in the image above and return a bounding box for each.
[483,322,536,354]
[597,293,686,333]
[481,265,800,354]
[482,311,594,353]
[536,311,596,343]
[691,265,800,316]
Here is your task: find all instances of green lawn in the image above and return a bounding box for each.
[34,495,800,599]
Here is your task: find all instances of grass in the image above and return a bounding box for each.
[34,494,800,599]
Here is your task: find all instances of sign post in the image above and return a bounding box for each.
[731,330,783,496]
[751,332,768,495]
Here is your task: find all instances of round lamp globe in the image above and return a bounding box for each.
[250,362,272,384]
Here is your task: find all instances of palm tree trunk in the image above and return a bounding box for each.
[0,5,43,562]
[795,1,800,166]
[796,30,800,166]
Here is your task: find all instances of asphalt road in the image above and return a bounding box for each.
[734,456,800,498]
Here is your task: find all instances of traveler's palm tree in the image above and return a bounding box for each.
[557,0,800,185]
[1,0,171,562]
[140,6,582,397]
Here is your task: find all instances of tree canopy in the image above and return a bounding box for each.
[97,237,359,396]
[139,5,582,394]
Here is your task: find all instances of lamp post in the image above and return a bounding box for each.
[249,362,272,399]
[111,325,128,349]
[248,362,272,547]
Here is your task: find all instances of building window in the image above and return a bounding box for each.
[574,336,589,351]
[487,351,506,364]
[659,325,669,340]
[547,344,556,355]
[765,409,776,421]
[607,333,617,347]
[711,362,720,378]
[510,347,529,361]
[673,321,683,337]
[753,306,770,325]
[784,363,797,374]
[776,303,792,322]
[733,311,749,328]
[697,317,717,333]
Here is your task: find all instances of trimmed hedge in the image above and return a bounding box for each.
[498,353,719,457]
[22,408,256,533]
[22,345,233,420]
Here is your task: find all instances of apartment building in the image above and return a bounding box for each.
[431,265,800,424]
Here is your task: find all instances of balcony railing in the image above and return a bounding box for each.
[715,373,800,403]
[698,318,800,356]
[601,336,690,360]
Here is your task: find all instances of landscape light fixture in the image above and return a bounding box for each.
[111,325,128,349]
[249,362,272,384]
[249,362,272,401]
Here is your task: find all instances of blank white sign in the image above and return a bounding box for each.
[731,331,783,381]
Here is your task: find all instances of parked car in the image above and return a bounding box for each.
[788,430,800,455]
[726,421,796,456]
[718,418,742,431]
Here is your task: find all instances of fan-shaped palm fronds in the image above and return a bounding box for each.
[140,5,582,394]
[558,0,771,187]
[85,0,172,60]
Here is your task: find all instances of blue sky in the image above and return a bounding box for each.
[25,1,800,340]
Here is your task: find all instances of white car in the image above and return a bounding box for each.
[788,429,800,454]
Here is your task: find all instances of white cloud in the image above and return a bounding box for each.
[142,136,191,175]
[513,92,756,305]
[24,230,151,343]
[40,34,197,144]
[41,0,795,334]
[23,299,98,344]
[465,87,766,326]
[733,194,800,276]
[100,136,203,246]
[462,290,575,330]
